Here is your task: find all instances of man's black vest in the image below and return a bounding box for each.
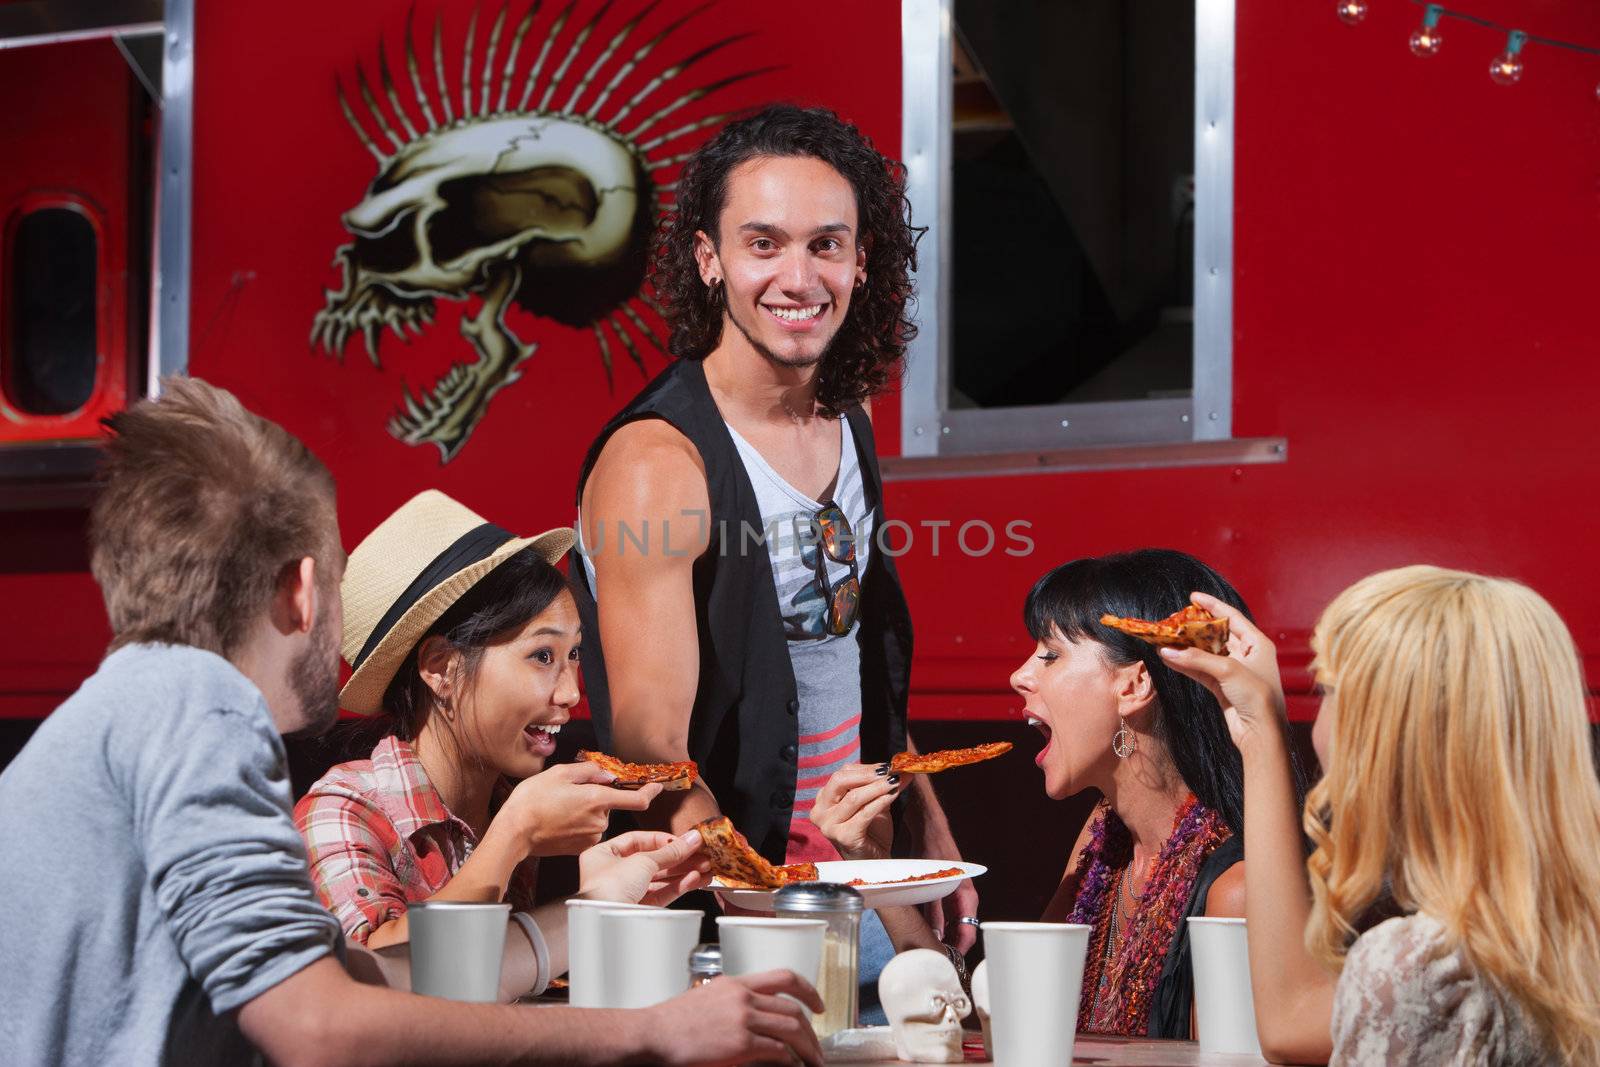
[572,359,913,863]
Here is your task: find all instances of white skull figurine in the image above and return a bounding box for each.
[970,960,992,1059]
[878,949,972,1063]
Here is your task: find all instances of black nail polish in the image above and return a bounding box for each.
[887,773,901,785]
[874,764,889,775]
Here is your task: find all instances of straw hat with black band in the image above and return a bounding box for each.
[339,490,575,715]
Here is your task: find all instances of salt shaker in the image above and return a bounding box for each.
[773,882,863,1037]
[688,943,722,987]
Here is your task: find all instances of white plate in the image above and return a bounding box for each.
[713,859,986,912]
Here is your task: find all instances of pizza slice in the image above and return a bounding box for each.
[713,862,820,892]
[845,866,965,887]
[577,750,699,791]
[780,861,820,882]
[889,742,1013,775]
[698,815,789,890]
[1098,604,1230,654]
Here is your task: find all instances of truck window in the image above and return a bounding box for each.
[5,206,99,416]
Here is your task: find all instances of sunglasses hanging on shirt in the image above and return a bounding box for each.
[810,501,861,636]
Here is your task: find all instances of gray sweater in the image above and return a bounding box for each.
[0,644,341,1065]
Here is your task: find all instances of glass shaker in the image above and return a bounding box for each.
[773,882,864,1037]
[688,942,722,987]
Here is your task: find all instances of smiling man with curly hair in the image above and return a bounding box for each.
[648,104,921,409]
[574,104,976,1019]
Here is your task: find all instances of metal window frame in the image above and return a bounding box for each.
[155,0,193,390]
[897,0,1263,474]
[0,0,191,504]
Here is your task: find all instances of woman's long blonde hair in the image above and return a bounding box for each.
[1304,565,1600,1063]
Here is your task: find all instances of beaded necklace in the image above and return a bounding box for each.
[1068,794,1230,1036]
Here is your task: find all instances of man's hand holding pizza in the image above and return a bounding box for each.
[808,763,901,861]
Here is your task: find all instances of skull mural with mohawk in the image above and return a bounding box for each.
[313,1,769,462]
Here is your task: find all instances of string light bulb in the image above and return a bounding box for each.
[1410,4,1445,57]
[1335,0,1368,25]
[1341,4,1600,104]
[1489,30,1528,86]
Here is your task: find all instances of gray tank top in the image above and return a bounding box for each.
[724,418,873,862]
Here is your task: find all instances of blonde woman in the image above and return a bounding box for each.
[1162,567,1600,1065]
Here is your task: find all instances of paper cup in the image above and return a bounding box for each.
[1188,916,1263,1056]
[715,916,826,993]
[594,908,703,1008]
[407,901,510,1002]
[981,922,1090,1067]
[564,899,661,1007]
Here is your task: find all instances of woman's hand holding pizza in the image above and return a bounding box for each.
[492,761,665,859]
[808,763,900,861]
[1158,591,1288,756]
[578,829,711,907]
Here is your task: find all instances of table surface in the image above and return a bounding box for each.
[851,1033,1268,1066]
[1012,1035,1262,1066]
[525,997,1268,1064]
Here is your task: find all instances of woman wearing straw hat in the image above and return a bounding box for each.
[295,490,710,992]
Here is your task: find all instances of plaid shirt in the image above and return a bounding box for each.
[294,735,537,944]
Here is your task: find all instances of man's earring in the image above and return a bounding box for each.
[1113,717,1136,759]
